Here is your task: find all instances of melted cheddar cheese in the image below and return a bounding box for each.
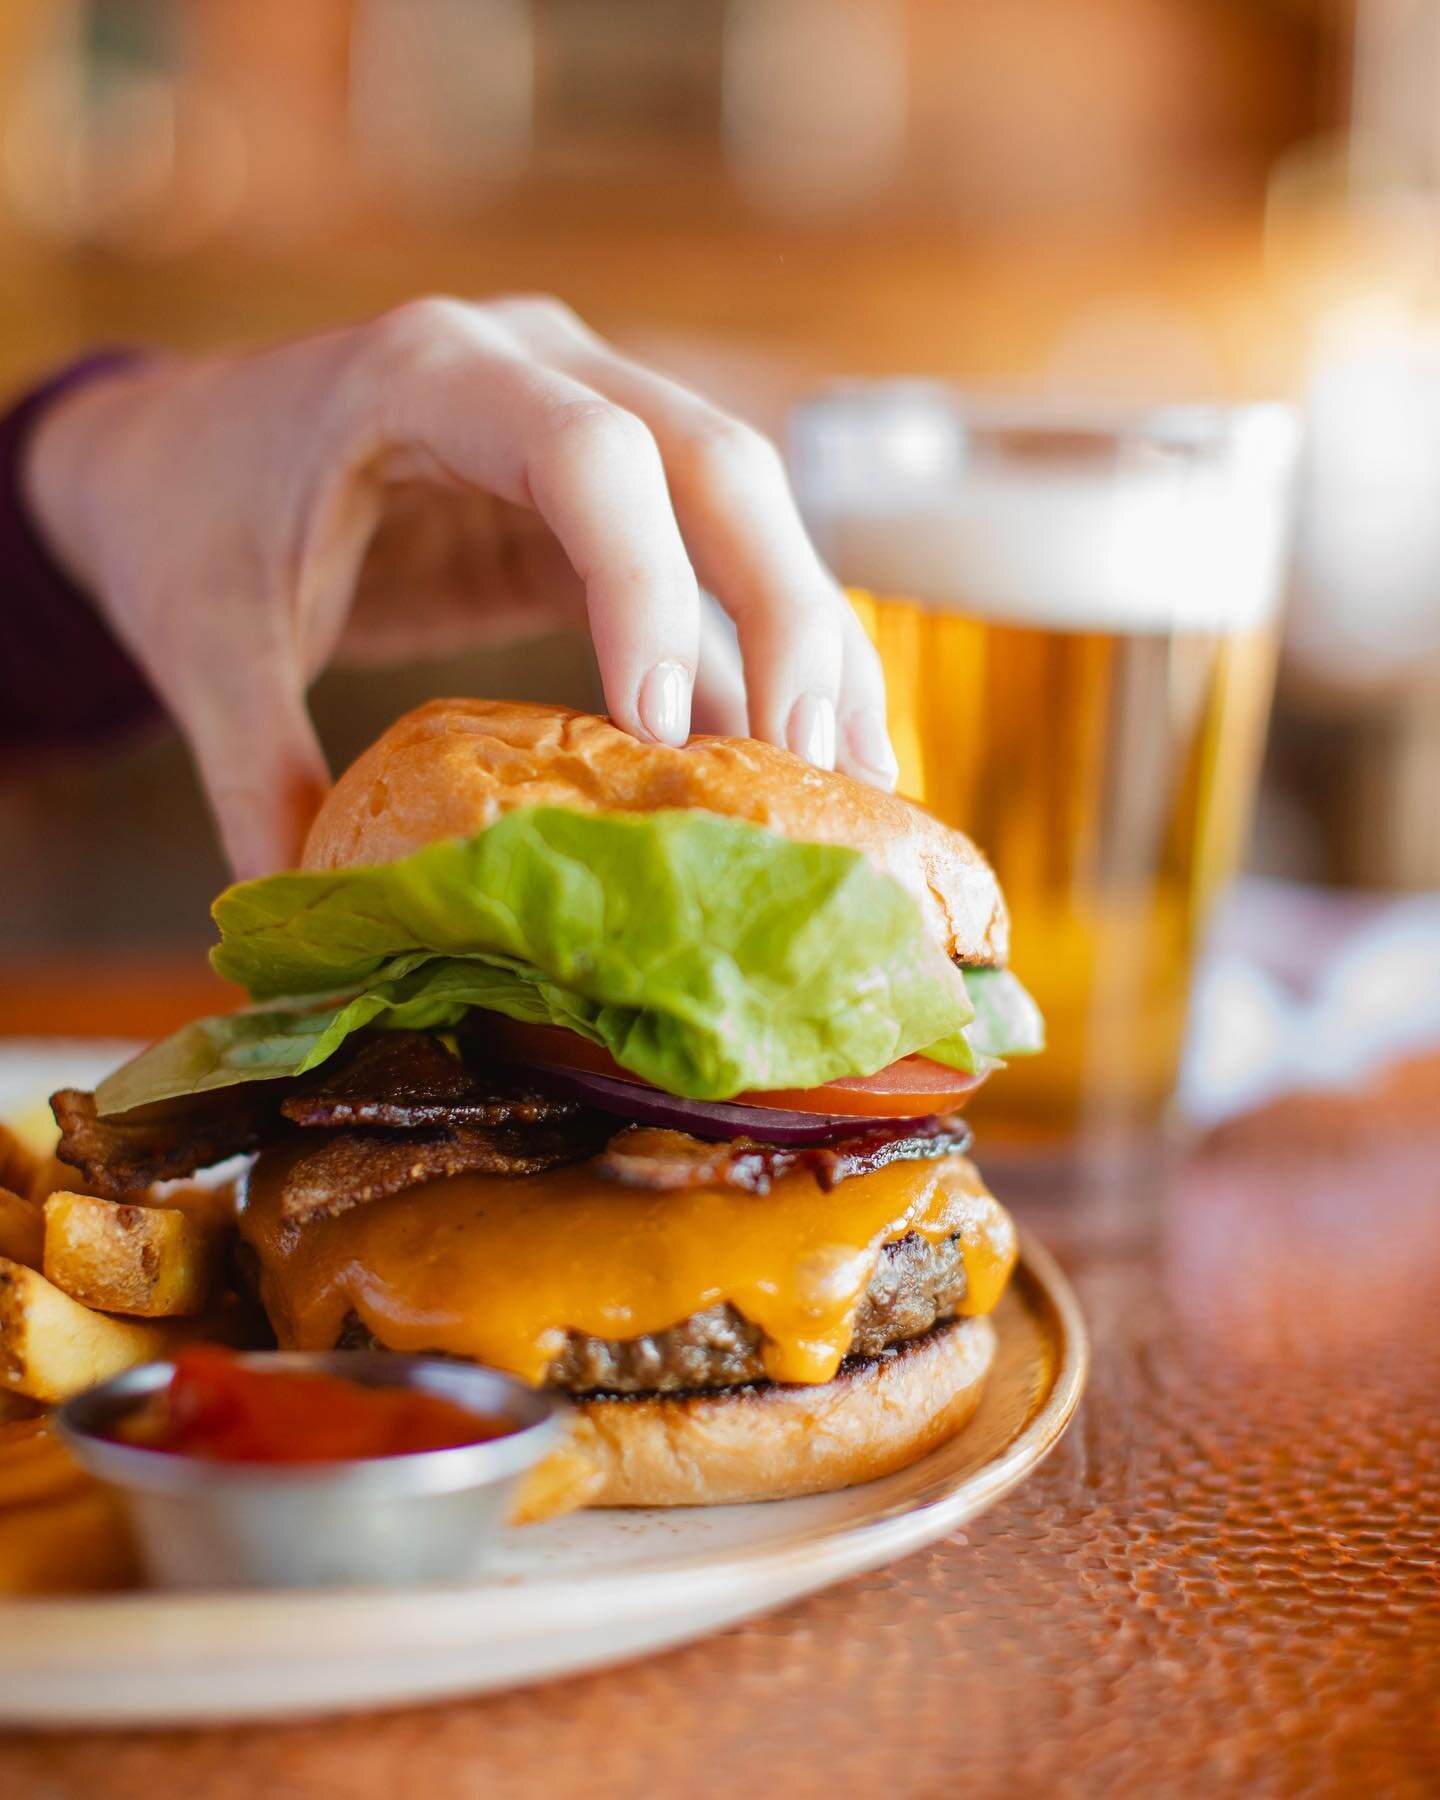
[240,1152,1016,1387]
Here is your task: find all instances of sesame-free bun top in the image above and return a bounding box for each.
[302,700,1008,965]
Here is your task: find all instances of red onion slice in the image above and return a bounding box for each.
[505,1062,926,1146]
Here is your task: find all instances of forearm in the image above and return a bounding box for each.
[0,354,161,757]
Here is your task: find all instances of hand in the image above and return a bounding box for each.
[23,295,897,877]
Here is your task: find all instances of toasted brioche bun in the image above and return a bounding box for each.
[302,700,1007,966]
[569,1315,996,1507]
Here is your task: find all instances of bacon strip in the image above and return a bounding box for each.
[806,1116,975,1189]
[591,1129,776,1194]
[279,1031,577,1129]
[277,1117,607,1221]
[53,1023,973,1214]
[52,1032,582,1193]
[593,1116,973,1196]
[51,1086,276,1196]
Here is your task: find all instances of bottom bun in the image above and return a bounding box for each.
[568,1314,997,1508]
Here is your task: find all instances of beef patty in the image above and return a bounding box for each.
[337,1229,967,1395]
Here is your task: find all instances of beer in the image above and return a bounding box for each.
[793,393,1299,1157]
[848,592,1279,1150]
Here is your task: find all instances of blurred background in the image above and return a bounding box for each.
[1,0,1438,1055]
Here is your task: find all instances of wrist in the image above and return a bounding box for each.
[0,351,163,753]
[19,352,157,601]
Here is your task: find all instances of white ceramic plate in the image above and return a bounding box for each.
[0,1040,1087,1727]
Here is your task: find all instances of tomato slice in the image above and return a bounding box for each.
[735,1060,984,1117]
[479,1019,983,1118]
[482,1021,627,1081]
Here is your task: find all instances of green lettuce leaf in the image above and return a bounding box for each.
[967,965,1045,1058]
[96,954,1044,1115]
[928,966,1046,1073]
[97,808,1044,1116]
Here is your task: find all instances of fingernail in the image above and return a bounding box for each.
[638,660,692,746]
[786,693,837,770]
[844,709,900,790]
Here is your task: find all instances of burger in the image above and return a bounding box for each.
[53,700,1043,1506]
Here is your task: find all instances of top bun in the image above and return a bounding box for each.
[303,700,1007,966]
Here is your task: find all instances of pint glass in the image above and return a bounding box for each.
[791,390,1300,1160]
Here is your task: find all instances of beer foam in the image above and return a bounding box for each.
[794,400,1298,636]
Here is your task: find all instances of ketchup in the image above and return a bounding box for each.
[115,1346,513,1463]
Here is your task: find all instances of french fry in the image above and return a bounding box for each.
[0,1188,44,1270]
[27,1152,106,1205]
[0,1255,195,1403]
[0,1488,137,1594]
[158,1177,239,1232]
[43,1191,226,1318]
[0,1418,88,1508]
[508,1436,606,1524]
[0,1420,139,1595]
[0,1123,40,1201]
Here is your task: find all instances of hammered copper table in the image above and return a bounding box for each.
[1,971,1437,1799]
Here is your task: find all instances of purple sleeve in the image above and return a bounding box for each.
[0,353,162,758]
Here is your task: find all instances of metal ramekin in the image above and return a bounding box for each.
[57,1352,568,1590]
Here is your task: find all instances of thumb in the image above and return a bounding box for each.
[170,658,331,880]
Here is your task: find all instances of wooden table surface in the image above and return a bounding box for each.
[1,968,1438,1799]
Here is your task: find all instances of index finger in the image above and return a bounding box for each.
[490,309,897,786]
[355,301,701,747]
